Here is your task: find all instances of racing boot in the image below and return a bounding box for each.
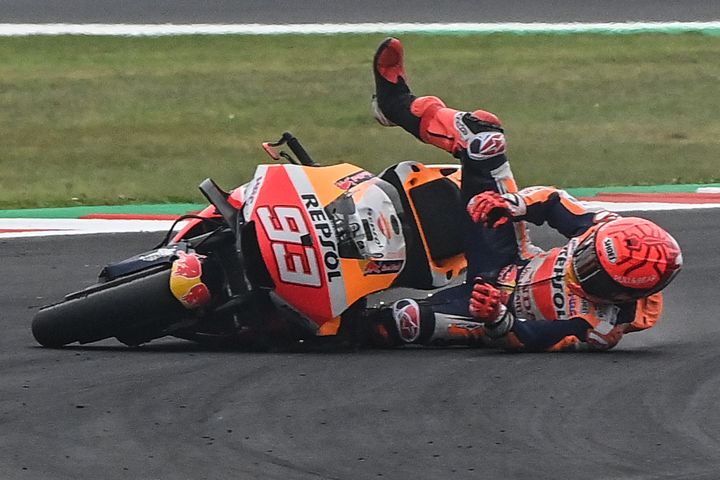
[372,37,413,127]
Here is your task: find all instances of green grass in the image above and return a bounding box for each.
[1,33,718,208]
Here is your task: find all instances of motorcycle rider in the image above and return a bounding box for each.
[368,37,683,351]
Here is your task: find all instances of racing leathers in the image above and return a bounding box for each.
[373,186,664,352]
[369,37,664,351]
[469,187,664,351]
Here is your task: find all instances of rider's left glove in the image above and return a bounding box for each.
[469,279,508,322]
[469,278,516,339]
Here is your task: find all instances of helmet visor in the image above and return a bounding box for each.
[573,232,651,303]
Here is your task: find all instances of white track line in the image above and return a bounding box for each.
[1,22,720,36]
[0,218,185,239]
[582,201,720,212]
[0,202,718,239]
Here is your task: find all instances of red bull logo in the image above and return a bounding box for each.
[363,260,404,276]
[334,170,374,191]
[170,251,211,309]
[173,250,202,278]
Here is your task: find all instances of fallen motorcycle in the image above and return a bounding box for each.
[32,132,469,349]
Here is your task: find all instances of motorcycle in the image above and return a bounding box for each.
[32,132,469,349]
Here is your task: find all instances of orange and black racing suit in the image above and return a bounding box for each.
[380,185,664,351]
[372,79,662,351]
[477,187,663,351]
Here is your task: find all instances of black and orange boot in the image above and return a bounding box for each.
[372,37,415,127]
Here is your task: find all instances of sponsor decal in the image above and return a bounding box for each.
[514,261,536,320]
[514,286,535,320]
[363,259,404,275]
[613,274,658,286]
[279,165,347,319]
[550,247,569,319]
[182,283,211,308]
[568,294,592,317]
[448,322,484,333]
[467,131,507,160]
[393,299,421,343]
[170,251,211,309]
[497,264,518,294]
[334,170,374,191]
[603,237,618,264]
[454,113,471,138]
[242,168,267,219]
[257,204,323,287]
[301,194,342,284]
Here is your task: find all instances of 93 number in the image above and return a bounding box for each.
[256,206,321,287]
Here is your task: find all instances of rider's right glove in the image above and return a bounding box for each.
[467,191,523,228]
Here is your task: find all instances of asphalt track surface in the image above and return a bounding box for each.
[1,0,719,23]
[1,208,718,480]
[3,3,720,479]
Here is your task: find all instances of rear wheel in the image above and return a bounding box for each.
[32,267,188,347]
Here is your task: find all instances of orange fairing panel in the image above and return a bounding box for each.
[302,163,373,205]
[394,162,467,287]
[340,258,398,309]
[250,163,399,336]
[251,166,346,330]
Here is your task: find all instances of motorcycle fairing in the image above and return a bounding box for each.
[247,163,411,335]
[169,251,211,309]
[248,164,351,332]
[300,165,408,332]
[389,162,467,288]
[172,180,249,243]
[99,244,188,282]
[241,166,268,220]
[337,179,406,262]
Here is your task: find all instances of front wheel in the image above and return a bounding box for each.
[32,267,189,347]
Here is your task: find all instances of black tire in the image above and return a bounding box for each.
[32,267,188,347]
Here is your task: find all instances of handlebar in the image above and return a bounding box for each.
[261,131,318,166]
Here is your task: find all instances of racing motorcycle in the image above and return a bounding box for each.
[31,132,469,349]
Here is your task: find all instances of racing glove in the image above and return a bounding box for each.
[585,323,625,351]
[469,278,515,339]
[466,191,525,228]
